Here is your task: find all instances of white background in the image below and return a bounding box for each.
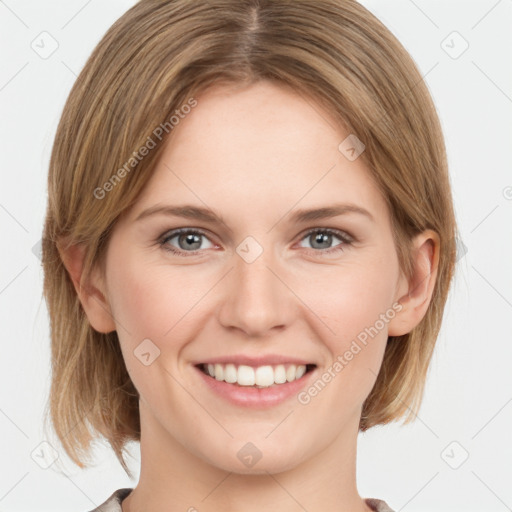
[0,1,511,511]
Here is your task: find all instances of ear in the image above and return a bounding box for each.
[57,240,116,334]
[387,229,440,337]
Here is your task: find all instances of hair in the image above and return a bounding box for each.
[41,0,458,475]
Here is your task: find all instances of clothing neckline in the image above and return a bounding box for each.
[93,488,395,512]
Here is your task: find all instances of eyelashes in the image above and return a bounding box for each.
[157,227,354,257]
[159,228,215,255]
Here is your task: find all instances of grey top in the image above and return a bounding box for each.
[88,488,395,512]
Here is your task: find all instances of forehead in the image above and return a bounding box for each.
[128,81,388,225]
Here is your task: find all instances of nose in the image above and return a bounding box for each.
[217,242,293,337]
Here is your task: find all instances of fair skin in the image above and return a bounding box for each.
[61,80,439,512]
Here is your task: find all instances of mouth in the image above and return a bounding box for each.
[195,362,317,388]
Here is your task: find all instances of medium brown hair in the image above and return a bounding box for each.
[42,0,458,475]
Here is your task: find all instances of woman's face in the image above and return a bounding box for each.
[102,80,408,474]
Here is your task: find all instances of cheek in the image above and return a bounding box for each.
[107,255,205,343]
[298,259,397,344]
[106,255,204,402]
[291,255,397,400]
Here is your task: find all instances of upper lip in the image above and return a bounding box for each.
[194,354,317,367]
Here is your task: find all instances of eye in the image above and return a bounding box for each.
[297,228,353,255]
[159,228,215,255]
[158,227,353,257]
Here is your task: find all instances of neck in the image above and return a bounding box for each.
[122,401,371,512]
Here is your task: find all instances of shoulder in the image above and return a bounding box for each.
[365,497,396,512]
[86,488,133,512]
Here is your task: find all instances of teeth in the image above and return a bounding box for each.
[202,363,311,387]
[214,363,224,381]
[295,365,306,379]
[238,365,256,385]
[224,364,237,383]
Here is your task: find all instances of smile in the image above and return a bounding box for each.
[198,362,317,388]
[193,361,318,409]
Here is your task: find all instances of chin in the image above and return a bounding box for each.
[203,446,303,476]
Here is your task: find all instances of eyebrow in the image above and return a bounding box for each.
[134,203,374,226]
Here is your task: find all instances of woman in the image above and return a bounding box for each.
[41,1,457,511]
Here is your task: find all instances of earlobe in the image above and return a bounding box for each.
[57,240,117,334]
[387,230,440,337]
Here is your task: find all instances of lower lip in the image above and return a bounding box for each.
[194,365,317,409]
